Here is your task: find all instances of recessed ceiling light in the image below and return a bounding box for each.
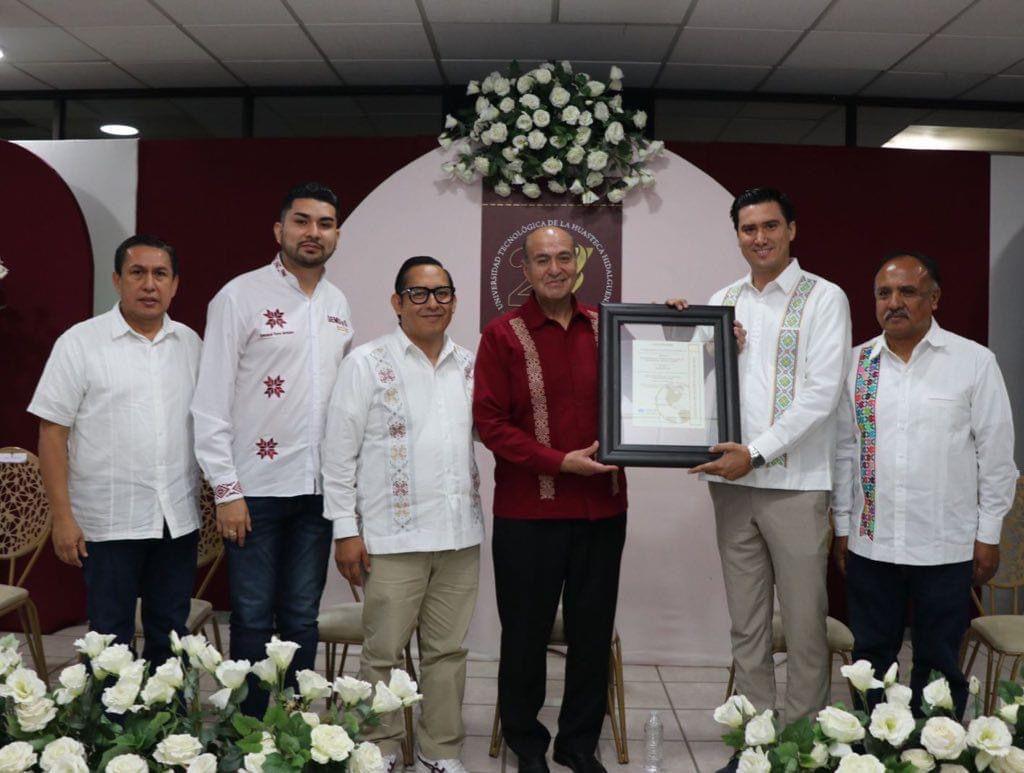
[100,124,139,137]
[0,48,5,61]
[884,125,1024,153]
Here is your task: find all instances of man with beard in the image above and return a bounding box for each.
[192,182,354,716]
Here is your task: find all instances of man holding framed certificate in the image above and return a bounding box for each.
[669,187,851,724]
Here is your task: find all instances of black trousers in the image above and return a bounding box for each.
[492,513,627,758]
[846,551,973,717]
[82,525,199,669]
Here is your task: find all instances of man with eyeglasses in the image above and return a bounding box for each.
[323,256,483,773]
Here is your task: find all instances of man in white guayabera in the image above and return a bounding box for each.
[833,252,1016,717]
[31,235,201,669]
[323,256,483,773]
[191,182,354,717]
[667,186,852,733]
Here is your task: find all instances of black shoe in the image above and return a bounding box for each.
[552,750,606,773]
[517,755,550,773]
[715,757,740,773]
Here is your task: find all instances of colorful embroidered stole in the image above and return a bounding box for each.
[853,345,880,539]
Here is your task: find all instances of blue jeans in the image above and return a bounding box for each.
[226,494,331,717]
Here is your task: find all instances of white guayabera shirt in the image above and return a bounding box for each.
[322,327,484,555]
[28,304,202,541]
[191,256,354,505]
[833,320,1018,565]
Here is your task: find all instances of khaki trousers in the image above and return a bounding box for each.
[709,483,830,721]
[360,545,480,760]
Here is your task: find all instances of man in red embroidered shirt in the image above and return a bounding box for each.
[474,225,627,773]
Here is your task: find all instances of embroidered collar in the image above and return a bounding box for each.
[271,253,324,297]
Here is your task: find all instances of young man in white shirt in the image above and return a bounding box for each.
[833,252,1017,716]
[323,257,483,773]
[668,187,851,723]
[31,235,202,668]
[192,182,354,716]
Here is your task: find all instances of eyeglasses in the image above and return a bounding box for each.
[401,286,455,304]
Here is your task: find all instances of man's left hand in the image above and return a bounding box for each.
[689,442,753,480]
[973,541,1000,586]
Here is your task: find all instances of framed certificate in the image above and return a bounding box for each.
[597,303,741,467]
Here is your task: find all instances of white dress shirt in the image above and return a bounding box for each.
[833,320,1017,565]
[191,255,354,504]
[707,258,852,491]
[322,327,484,554]
[27,304,202,541]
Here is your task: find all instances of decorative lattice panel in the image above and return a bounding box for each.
[0,448,51,563]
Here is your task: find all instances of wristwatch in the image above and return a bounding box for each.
[748,444,766,469]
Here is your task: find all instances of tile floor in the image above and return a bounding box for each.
[14,625,1006,773]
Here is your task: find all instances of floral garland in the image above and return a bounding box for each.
[438,61,664,204]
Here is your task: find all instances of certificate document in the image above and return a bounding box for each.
[630,340,705,429]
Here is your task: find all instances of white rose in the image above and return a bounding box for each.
[444,113,458,129]
[550,135,567,149]
[119,660,146,687]
[334,675,373,706]
[581,191,599,204]
[737,747,771,773]
[15,697,56,732]
[105,754,149,773]
[542,157,563,175]
[492,76,510,96]
[1001,703,1020,723]
[179,634,208,660]
[549,87,571,108]
[607,187,625,204]
[480,106,499,122]
[475,96,490,115]
[744,710,776,746]
[609,65,624,81]
[512,134,528,149]
[576,126,592,145]
[299,711,320,727]
[488,123,509,144]
[869,703,915,747]
[586,150,608,171]
[0,667,47,704]
[587,81,606,97]
[561,106,580,125]
[841,660,884,692]
[939,766,969,773]
[455,162,475,183]
[252,657,279,685]
[209,687,232,711]
[560,60,573,73]
[197,644,222,672]
[883,662,899,687]
[807,743,830,768]
[102,679,142,715]
[521,183,541,199]
[528,130,547,150]
[153,734,203,767]
[348,741,385,773]
[187,754,218,773]
[887,683,913,707]
[578,110,593,127]
[967,716,1012,757]
[569,179,584,195]
[40,738,86,772]
[515,113,533,132]
[610,79,623,91]
[902,749,937,772]
[498,97,515,113]
[604,121,625,145]
[154,657,184,689]
[640,170,656,188]
[594,102,610,123]
[532,109,551,128]
[534,68,552,84]
[501,146,518,162]
[713,697,744,728]
[923,678,954,712]
[516,75,533,94]
[633,110,648,129]
[243,752,266,773]
[647,139,665,156]
[310,724,355,765]
[547,180,566,194]
[92,643,134,679]
[297,669,333,701]
[920,717,968,760]
[0,741,37,772]
[817,706,866,743]
[140,676,175,706]
[520,94,541,110]
[466,80,480,95]
[494,181,512,197]
[622,173,639,190]
[0,648,21,679]
[992,747,1024,773]
[585,171,604,188]
[372,682,404,714]
[73,631,115,659]
[215,659,250,690]
[836,753,886,773]
[471,156,489,175]
[565,145,585,165]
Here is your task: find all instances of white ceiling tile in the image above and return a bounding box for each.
[119,61,241,87]
[944,0,1024,36]
[17,61,144,88]
[70,25,211,62]
[657,64,770,91]
[433,23,676,61]
[898,35,1024,75]
[333,59,441,85]
[858,106,931,124]
[422,0,550,23]
[717,117,818,144]
[670,27,800,67]
[760,67,879,94]
[783,31,925,70]
[688,0,832,31]
[962,75,1024,101]
[919,108,1020,127]
[0,0,52,26]
[151,0,294,25]
[306,23,432,59]
[227,59,341,86]
[0,62,49,88]
[289,0,422,23]
[559,0,689,24]
[21,0,169,26]
[0,26,104,62]
[861,71,987,99]
[818,0,971,34]
[187,24,319,60]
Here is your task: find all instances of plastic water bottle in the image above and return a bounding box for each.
[643,710,664,773]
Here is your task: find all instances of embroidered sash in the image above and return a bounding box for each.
[853,345,880,539]
[368,347,412,529]
[509,318,557,500]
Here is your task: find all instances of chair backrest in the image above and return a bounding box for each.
[193,479,224,599]
[977,475,1024,614]
[0,447,52,587]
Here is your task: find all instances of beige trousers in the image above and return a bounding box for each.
[360,545,481,760]
[709,483,831,721]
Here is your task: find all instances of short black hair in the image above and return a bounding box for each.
[876,250,942,288]
[279,181,339,222]
[115,234,178,276]
[394,256,454,295]
[729,187,796,229]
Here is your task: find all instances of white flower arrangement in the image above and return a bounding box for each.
[438,61,664,204]
[0,630,419,771]
[713,659,1024,771]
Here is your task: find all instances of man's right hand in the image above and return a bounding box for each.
[833,535,849,576]
[217,499,252,547]
[335,537,371,587]
[52,515,88,568]
[560,441,619,477]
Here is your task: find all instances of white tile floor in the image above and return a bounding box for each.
[15,626,1007,773]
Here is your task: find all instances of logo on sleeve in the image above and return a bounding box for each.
[327,315,350,333]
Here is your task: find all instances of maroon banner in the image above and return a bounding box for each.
[480,186,622,331]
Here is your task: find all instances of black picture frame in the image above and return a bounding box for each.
[597,303,742,467]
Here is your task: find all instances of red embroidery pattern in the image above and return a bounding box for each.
[272,256,288,277]
[263,375,285,398]
[256,438,279,460]
[370,346,412,528]
[263,309,286,329]
[214,481,243,503]
[509,318,555,500]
